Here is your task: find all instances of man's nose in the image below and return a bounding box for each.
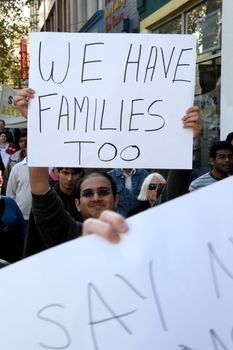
[67,174,73,181]
[92,191,101,200]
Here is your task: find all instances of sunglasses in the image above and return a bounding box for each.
[81,188,112,198]
[148,183,163,191]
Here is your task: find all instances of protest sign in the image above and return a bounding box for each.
[28,32,196,168]
[0,177,233,349]
[0,82,27,128]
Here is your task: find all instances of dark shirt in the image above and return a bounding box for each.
[53,183,83,222]
[24,189,82,257]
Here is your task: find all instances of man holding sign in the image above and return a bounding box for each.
[14,88,200,258]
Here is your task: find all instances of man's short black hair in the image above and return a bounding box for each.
[76,172,117,199]
[226,132,233,143]
[56,167,84,174]
[18,131,27,140]
[209,141,233,158]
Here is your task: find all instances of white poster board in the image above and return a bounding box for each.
[221,0,233,138]
[0,177,233,349]
[28,32,196,168]
[0,82,27,128]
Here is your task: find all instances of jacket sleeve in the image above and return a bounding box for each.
[24,188,82,257]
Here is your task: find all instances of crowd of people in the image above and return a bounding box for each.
[0,87,232,266]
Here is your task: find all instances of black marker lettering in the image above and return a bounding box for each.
[144,46,158,82]
[88,282,136,350]
[98,142,117,162]
[73,96,89,132]
[120,145,140,161]
[209,329,230,350]
[114,274,147,299]
[129,99,144,131]
[161,46,175,79]
[38,41,70,84]
[37,304,71,349]
[81,42,104,83]
[57,96,70,131]
[64,140,95,165]
[93,98,98,131]
[38,94,58,133]
[173,48,193,83]
[119,99,124,132]
[146,99,165,132]
[100,99,117,130]
[208,242,233,298]
[149,259,167,331]
[123,43,142,83]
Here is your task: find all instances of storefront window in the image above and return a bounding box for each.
[194,58,221,175]
[153,0,222,177]
[186,0,222,56]
[153,16,182,34]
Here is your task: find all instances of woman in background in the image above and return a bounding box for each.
[127,172,166,217]
[0,131,16,169]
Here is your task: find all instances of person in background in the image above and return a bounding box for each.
[24,171,119,256]
[189,141,233,191]
[0,131,16,169]
[75,172,118,220]
[53,167,84,221]
[0,165,26,262]
[127,172,167,217]
[0,119,14,143]
[0,195,26,262]
[6,157,31,224]
[4,131,27,182]
[226,132,233,145]
[107,168,148,217]
[49,167,59,187]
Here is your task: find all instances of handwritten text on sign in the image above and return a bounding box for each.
[0,177,233,348]
[28,33,196,168]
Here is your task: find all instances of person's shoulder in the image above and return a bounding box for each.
[189,172,213,190]
[3,196,17,206]
[107,168,121,176]
[136,168,149,175]
[193,172,211,181]
[9,150,21,161]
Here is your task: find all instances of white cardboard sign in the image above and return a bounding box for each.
[0,177,233,349]
[28,32,196,168]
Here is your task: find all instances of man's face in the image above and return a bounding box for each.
[76,175,118,219]
[19,136,27,153]
[212,149,233,174]
[57,168,81,195]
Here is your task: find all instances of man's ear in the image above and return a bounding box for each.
[54,168,60,177]
[75,198,81,212]
[210,157,214,166]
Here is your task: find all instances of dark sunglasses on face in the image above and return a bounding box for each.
[81,188,112,198]
[148,183,163,191]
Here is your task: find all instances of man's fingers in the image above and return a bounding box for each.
[13,88,35,118]
[82,211,128,244]
[99,210,128,233]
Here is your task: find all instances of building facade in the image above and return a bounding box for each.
[138,0,222,175]
[30,0,139,33]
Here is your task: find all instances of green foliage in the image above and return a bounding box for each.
[0,0,32,86]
